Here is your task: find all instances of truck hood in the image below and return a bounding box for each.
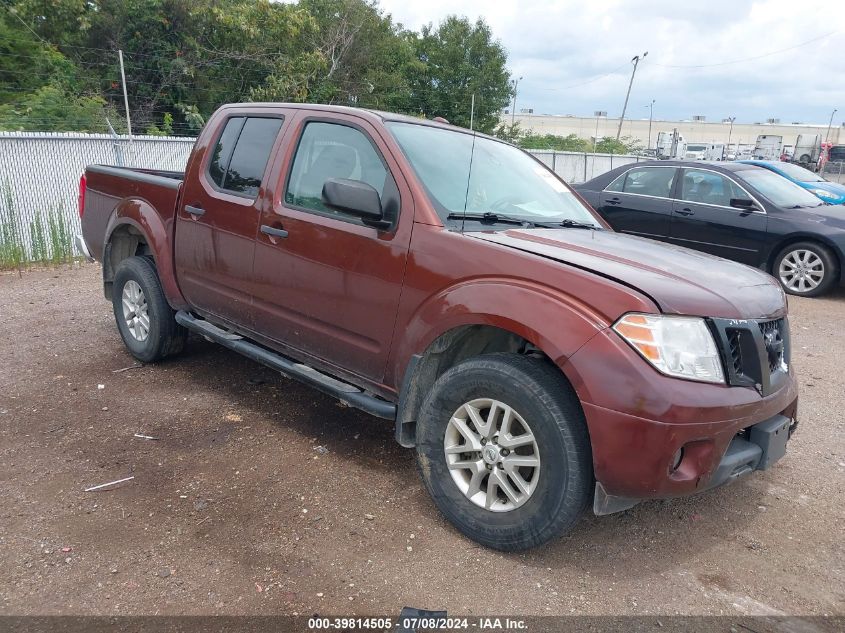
[469,228,785,319]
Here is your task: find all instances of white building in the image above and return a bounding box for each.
[505,112,842,150]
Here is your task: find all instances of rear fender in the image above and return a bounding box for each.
[103,198,188,310]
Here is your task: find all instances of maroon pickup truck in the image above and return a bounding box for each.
[76,103,798,551]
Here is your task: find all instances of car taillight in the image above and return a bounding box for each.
[78,174,86,218]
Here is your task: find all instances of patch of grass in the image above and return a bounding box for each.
[1,181,78,270]
[29,211,48,264]
[46,203,73,264]
[0,181,26,270]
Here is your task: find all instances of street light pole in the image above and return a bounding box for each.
[825,108,838,144]
[725,116,736,160]
[511,76,523,127]
[645,99,655,150]
[616,52,647,141]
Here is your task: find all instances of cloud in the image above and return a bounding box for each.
[378,0,843,124]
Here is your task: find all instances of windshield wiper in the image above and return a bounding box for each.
[559,219,601,230]
[446,211,546,227]
[447,212,601,230]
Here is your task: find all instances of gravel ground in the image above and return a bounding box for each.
[0,264,843,617]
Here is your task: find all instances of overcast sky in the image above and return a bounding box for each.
[377,0,843,126]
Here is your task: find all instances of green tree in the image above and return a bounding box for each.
[519,133,588,152]
[292,0,415,111]
[595,135,642,154]
[492,121,522,144]
[0,85,114,132]
[409,16,511,132]
[1,0,516,135]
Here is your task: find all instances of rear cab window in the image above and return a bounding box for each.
[207,115,284,198]
[606,167,676,198]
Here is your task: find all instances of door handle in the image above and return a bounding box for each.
[675,207,695,216]
[185,205,205,217]
[260,224,289,239]
[606,197,622,205]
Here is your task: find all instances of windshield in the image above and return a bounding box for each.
[773,162,825,182]
[687,144,707,152]
[386,122,601,228]
[740,169,826,208]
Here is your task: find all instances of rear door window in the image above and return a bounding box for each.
[607,167,676,198]
[207,116,283,198]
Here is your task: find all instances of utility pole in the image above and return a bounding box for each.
[118,49,132,143]
[616,52,647,141]
[511,76,523,126]
[645,99,655,150]
[725,116,736,160]
[825,108,838,144]
[469,94,475,131]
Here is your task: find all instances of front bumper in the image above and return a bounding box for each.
[593,412,797,515]
[563,326,799,512]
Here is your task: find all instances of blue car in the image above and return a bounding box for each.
[739,160,845,204]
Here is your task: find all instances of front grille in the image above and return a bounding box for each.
[712,317,789,396]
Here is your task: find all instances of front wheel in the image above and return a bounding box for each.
[415,353,593,551]
[773,241,838,297]
[112,256,187,362]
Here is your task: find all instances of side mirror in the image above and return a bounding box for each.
[322,178,386,226]
[730,197,757,211]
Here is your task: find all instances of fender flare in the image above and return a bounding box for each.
[391,278,622,446]
[103,198,188,310]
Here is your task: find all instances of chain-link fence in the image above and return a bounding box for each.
[0,131,195,269]
[822,161,845,185]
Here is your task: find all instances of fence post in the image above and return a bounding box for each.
[552,151,556,173]
[584,153,588,182]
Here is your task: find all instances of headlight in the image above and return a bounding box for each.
[810,189,837,200]
[613,313,725,384]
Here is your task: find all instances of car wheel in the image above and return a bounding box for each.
[774,241,838,297]
[112,256,187,362]
[415,353,593,551]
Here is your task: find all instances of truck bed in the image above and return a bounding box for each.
[81,165,184,262]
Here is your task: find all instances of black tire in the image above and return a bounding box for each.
[773,241,839,298]
[111,256,187,362]
[415,353,593,551]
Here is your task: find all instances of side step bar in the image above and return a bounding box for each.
[175,311,396,420]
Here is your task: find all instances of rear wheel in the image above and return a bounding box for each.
[773,241,838,297]
[415,353,593,551]
[112,256,187,362]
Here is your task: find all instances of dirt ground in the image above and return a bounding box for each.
[0,264,843,617]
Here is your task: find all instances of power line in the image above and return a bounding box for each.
[652,30,839,69]
[537,62,631,92]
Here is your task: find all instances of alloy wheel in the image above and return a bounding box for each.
[121,280,150,342]
[779,249,824,294]
[444,398,541,512]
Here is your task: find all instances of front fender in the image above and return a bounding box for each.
[104,198,187,310]
[392,277,630,389]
